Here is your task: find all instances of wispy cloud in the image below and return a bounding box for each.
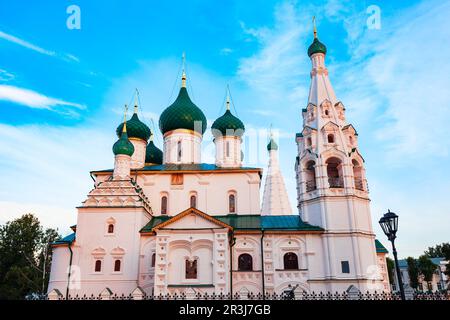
[0,30,79,62]
[0,85,86,116]
[220,48,233,55]
[0,69,15,82]
[0,123,114,234]
[0,30,56,56]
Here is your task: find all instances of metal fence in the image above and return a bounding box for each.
[42,290,450,301]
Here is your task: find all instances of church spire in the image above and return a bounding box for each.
[261,130,292,216]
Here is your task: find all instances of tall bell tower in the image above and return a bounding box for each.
[295,19,380,291]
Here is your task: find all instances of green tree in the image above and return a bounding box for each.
[406,257,419,289]
[0,214,60,300]
[424,242,450,277]
[386,257,395,285]
[417,255,437,292]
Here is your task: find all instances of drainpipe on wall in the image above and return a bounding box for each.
[260,228,265,299]
[229,232,236,298]
[65,243,73,300]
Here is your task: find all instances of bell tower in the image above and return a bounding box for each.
[295,19,379,291]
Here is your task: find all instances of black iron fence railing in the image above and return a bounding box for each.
[40,290,450,301]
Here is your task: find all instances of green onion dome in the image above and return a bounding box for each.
[116,112,151,141]
[159,87,207,135]
[307,37,327,57]
[113,131,135,156]
[211,109,245,138]
[267,138,278,151]
[145,139,163,165]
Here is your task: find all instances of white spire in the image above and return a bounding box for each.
[261,134,292,216]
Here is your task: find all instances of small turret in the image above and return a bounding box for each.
[212,89,245,168]
[113,106,134,179]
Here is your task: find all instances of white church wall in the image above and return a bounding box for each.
[137,171,261,216]
[64,207,151,296]
[139,237,156,294]
[47,246,71,295]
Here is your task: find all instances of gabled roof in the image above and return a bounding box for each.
[140,213,323,233]
[321,121,340,130]
[150,207,233,232]
[375,239,388,253]
[342,124,358,136]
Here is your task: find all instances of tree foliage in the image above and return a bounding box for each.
[0,214,60,300]
[386,257,395,285]
[424,242,450,277]
[406,257,419,289]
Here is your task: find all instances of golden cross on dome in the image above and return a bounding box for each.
[134,88,139,114]
[182,52,187,88]
[313,16,317,39]
[226,85,230,111]
[123,104,128,133]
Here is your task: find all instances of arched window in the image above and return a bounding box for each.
[190,195,197,208]
[185,259,197,279]
[161,196,168,215]
[306,137,312,147]
[238,254,253,271]
[94,260,102,272]
[177,141,182,162]
[107,224,114,234]
[226,141,230,157]
[326,157,343,188]
[229,194,236,213]
[114,259,121,272]
[327,134,335,143]
[352,159,364,190]
[305,160,316,192]
[325,109,329,116]
[151,253,156,268]
[283,252,299,270]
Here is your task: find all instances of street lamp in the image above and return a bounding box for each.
[379,209,406,300]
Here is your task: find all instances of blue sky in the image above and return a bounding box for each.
[0,0,449,258]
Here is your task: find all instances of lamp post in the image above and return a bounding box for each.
[379,209,405,300]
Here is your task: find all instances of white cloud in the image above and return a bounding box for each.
[0,30,56,56]
[0,201,75,236]
[0,123,114,232]
[0,69,15,82]
[0,85,86,116]
[238,2,310,103]
[220,48,233,55]
[0,30,80,62]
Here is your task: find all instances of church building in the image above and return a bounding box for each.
[48,27,389,298]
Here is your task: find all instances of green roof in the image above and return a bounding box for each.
[375,239,388,253]
[267,138,278,151]
[140,215,323,233]
[159,87,207,135]
[116,112,151,141]
[308,37,327,57]
[94,163,261,173]
[112,131,135,156]
[211,109,245,137]
[145,140,163,165]
[52,232,75,245]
